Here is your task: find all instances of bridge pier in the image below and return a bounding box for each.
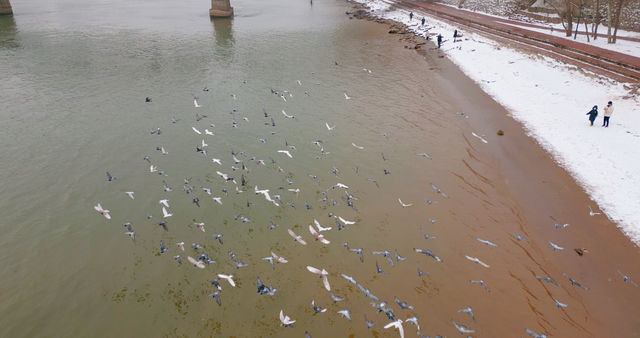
[0,0,12,15]
[210,0,233,18]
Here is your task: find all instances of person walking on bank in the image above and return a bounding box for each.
[437,34,443,48]
[422,17,425,26]
[409,12,413,20]
[603,101,613,127]
[586,105,598,126]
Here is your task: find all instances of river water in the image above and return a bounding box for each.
[2,0,639,337]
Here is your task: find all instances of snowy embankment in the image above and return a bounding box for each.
[354,0,640,245]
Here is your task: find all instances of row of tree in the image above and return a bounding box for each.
[550,0,632,43]
[455,0,634,43]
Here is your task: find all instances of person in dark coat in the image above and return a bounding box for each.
[422,17,425,26]
[409,12,413,20]
[437,34,443,48]
[586,105,598,126]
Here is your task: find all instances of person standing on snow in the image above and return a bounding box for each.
[409,12,413,20]
[586,105,598,126]
[603,101,613,127]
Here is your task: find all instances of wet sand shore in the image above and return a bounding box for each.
[348,5,640,336]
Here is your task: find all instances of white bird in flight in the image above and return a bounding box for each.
[125,191,135,200]
[94,203,111,219]
[159,199,170,208]
[282,110,295,118]
[212,197,222,205]
[309,225,331,244]
[314,219,332,232]
[205,129,214,136]
[176,242,185,251]
[465,255,490,268]
[218,274,236,287]
[471,132,488,144]
[288,229,307,245]
[193,98,201,108]
[279,310,295,327]
[336,216,355,225]
[352,143,364,150]
[277,150,293,158]
[307,265,331,291]
[162,206,173,218]
[187,256,205,269]
[344,92,351,100]
[192,126,202,135]
[588,206,601,216]
[326,122,335,131]
[384,319,404,338]
[211,158,222,165]
[271,251,288,264]
[398,199,413,208]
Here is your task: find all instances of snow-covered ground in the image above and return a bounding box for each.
[354,0,640,245]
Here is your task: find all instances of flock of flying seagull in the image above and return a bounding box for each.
[94,73,637,337]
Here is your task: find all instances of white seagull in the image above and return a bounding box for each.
[352,143,364,150]
[205,129,214,135]
[125,191,135,200]
[336,216,356,225]
[465,255,490,268]
[162,206,173,218]
[159,199,170,208]
[344,92,351,100]
[307,266,331,291]
[192,126,202,135]
[279,310,295,327]
[471,132,488,144]
[271,251,288,264]
[187,256,205,269]
[384,319,404,338]
[212,197,223,205]
[211,158,222,165]
[94,203,111,220]
[277,150,293,158]
[193,98,201,108]
[588,206,601,216]
[309,225,331,244]
[325,122,336,131]
[314,219,332,232]
[398,199,413,208]
[282,110,295,118]
[288,229,307,245]
[218,274,236,287]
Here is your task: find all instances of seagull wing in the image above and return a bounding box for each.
[192,127,202,134]
[322,275,331,291]
[307,266,322,275]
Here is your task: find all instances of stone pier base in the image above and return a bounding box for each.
[0,0,13,15]
[210,0,233,17]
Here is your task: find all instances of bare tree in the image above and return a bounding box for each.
[607,0,612,42]
[592,0,601,40]
[611,0,630,43]
[549,0,580,37]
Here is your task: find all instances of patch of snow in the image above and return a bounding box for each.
[356,0,640,245]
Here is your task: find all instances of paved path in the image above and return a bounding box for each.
[397,1,640,82]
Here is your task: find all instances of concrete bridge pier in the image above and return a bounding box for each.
[210,0,233,18]
[0,0,13,15]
